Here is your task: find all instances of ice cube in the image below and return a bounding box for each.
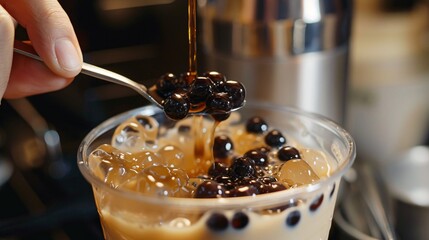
[88,144,136,188]
[120,165,190,197]
[277,159,320,187]
[158,145,185,168]
[134,115,159,140]
[129,151,162,172]
[112,116,159,153]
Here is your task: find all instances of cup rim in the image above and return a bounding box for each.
[77,102,356,209]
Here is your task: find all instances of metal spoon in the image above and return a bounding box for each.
[13,41,244,114]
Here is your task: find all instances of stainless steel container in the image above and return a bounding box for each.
[198,0,353,123]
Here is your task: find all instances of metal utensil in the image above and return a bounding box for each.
[13,41,244,115]
[381,146,429,240]
[334,163,397,240]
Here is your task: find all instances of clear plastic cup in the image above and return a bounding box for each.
[77,102,356,240]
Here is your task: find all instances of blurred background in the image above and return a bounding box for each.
[0,0,428,239]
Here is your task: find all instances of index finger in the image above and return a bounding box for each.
[1,0,82,78]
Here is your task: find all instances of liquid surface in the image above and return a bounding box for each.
[89,113,332,197]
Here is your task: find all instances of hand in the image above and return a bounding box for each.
[0,0,82,100]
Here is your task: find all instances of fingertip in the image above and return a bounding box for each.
[54,38,83,77]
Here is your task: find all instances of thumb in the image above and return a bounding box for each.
[0,5,15,100]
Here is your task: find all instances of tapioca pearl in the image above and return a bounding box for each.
[163,91,191,120]
[157,145,185,168]
[213,135,234,159]
[285,210,301,227]
[211,112,231,122]
[188,76,214,105]
[245,116,268,134]
[228,185,259,197]
[156,72,181,98]
[203,71,227,89]
[194,180,226,198]
[277,146,301,161]
[300,148,331,177]
[265,130,286,148]
[230,156,257,179]
[206,213,229,232]
[244,148,269,167]
[231,212,249,230]
[214,175,234,187]
[219,80,246,109]
[206,92,232,115]
[208,162,229,178]
[238,178,266,194]
[277,159,320,187]
[309,194,324,212]
[330,183,336,198]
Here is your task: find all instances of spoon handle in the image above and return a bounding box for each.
[13,41,161,108]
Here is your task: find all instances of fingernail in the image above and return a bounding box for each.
[55,38,81,72]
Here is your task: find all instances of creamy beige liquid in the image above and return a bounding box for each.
[97,187,339,240]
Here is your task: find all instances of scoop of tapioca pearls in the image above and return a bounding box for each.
[156,71,245,120]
